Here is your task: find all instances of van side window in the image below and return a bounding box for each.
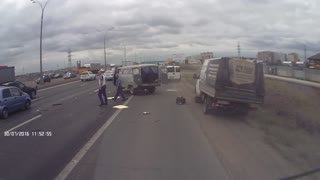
[123,69,133,75]
[133,68,140,75]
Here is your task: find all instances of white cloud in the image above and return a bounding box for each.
[0,0,320,74]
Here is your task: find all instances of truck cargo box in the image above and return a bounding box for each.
[0,66,15,84]
[198,57,264,104]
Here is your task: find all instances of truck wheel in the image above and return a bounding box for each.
[203,98,211,114]
[148,87,155,94]
[1,108,9,119]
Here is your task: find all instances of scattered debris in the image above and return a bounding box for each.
[143,112,150,115]
[176,96,186,105]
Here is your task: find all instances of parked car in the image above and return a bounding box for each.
[64,72,77,79]
[104,69,115,81]
[36,74,51,84]
[80,71,96,81]
[2,81,37,99]
[0,86,31,119]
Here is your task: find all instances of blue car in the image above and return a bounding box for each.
[0,86,31,119]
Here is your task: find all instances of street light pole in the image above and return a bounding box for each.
[97,26,114,70]
[104,35,107,70]
[31,0,51,84]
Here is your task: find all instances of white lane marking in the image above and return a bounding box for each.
[31,97,42,102]
[113,105,128,109]
[5,115,42,132]
[93,89,99,92]
[80,83,87,87]
[166,89,177,92]
[55,95,134,180]
[38,81,79,92]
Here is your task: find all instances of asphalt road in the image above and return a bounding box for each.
[0,79,123,180]
[0,77,308,180]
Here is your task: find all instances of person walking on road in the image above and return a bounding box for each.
[113,74,127,101]
[98,69,108,106]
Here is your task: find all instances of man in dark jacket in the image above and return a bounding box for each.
[98,70,108,106]
[113,74,127,101]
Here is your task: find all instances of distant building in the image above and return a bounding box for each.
[288,52,299,62]
[185,55,201,64]
[184,52,214,64]
[257,51,287,65]
[307,52,320,69]
[200,52,214,61]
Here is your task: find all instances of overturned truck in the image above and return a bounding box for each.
[195,57,265,114]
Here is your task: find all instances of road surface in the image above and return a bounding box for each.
[0,78,310,179]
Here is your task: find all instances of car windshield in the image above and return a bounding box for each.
[1,1,320,180]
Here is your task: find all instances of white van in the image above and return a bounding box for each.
[167,65,181,80]
[118,64,160,94]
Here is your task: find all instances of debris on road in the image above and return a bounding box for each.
[176,96,186,105]
[143,112,150,115]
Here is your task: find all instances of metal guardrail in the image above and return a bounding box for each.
[265,74,320,88]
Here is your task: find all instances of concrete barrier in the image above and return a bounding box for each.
[265,65,320,83]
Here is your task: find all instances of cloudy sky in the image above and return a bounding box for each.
[1,0,320,74]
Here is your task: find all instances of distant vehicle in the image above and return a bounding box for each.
[83,63,101,74]
[80,71,96,81]
[0,66,15,84]
[166,65,181,80]
[52,73,63,79]
[36,74,51,84]
[64,72,77,79]
[104,69,115,81]
[2,81,37,99]
[195,57,265,114]
[0,86,31,119]
[118,64,160,94]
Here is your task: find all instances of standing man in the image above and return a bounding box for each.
[98,69,108,106]
[113,74,127,101]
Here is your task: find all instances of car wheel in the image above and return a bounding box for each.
[24,100,31,110]
[1,108,9,119]
[129,87,136,95]
[30,91,36,99]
